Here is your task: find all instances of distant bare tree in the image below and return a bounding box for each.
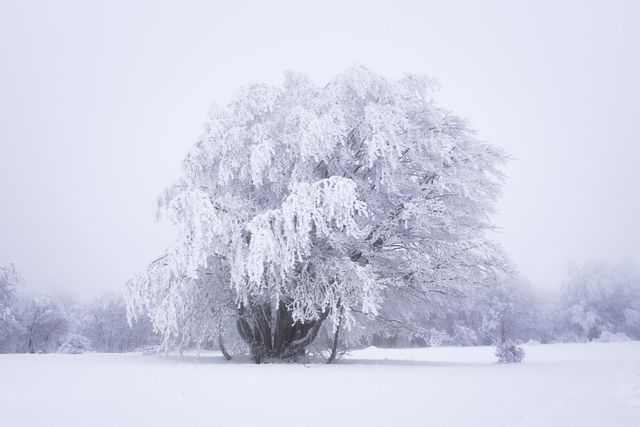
[19,297,69,353]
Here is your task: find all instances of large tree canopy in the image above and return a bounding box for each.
[126,66,508,362]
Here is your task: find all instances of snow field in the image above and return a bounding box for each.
[0,341,638,427]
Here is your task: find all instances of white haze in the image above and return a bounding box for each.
[0,0,638,299]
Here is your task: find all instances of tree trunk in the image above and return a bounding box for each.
[218,335,232,360]
[327,311,343,364]
[236,299,329,363]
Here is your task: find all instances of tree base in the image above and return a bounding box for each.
[236,300,329,363]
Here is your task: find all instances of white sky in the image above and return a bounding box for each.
[1,0,639,299]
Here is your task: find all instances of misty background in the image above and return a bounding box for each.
[1,0,638,300]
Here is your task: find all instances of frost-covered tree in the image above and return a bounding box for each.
[81,293,157,352]
[561,261,640,340]
[476,275,543,345]
[0,264,20,352]
[127,66,508,362]
[18,296,69,353]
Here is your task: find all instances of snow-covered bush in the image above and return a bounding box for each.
[495,340,525,363]
[426,329,455,347]
[593,331,631,343]
[58,334,91,354]
[141,345,160,356]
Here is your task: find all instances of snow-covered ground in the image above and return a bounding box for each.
[1,342,638,426]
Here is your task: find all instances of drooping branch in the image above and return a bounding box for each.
[218,335,232,360]
[327,307,343,364]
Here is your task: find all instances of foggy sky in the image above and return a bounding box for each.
[1,0,639,299]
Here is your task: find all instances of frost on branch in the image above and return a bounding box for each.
[127,66,508,362]
[233,176,370,320]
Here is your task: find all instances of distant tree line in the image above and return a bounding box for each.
[343,260,640,349]
[3,260,637,356]
[0,265,157,354]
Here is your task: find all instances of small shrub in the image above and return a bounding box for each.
[141,345,160,356]
[495,340,525,363]
[594,331,630,343]
[58,334,91,354]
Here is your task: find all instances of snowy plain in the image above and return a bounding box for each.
[1,342,638,427]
